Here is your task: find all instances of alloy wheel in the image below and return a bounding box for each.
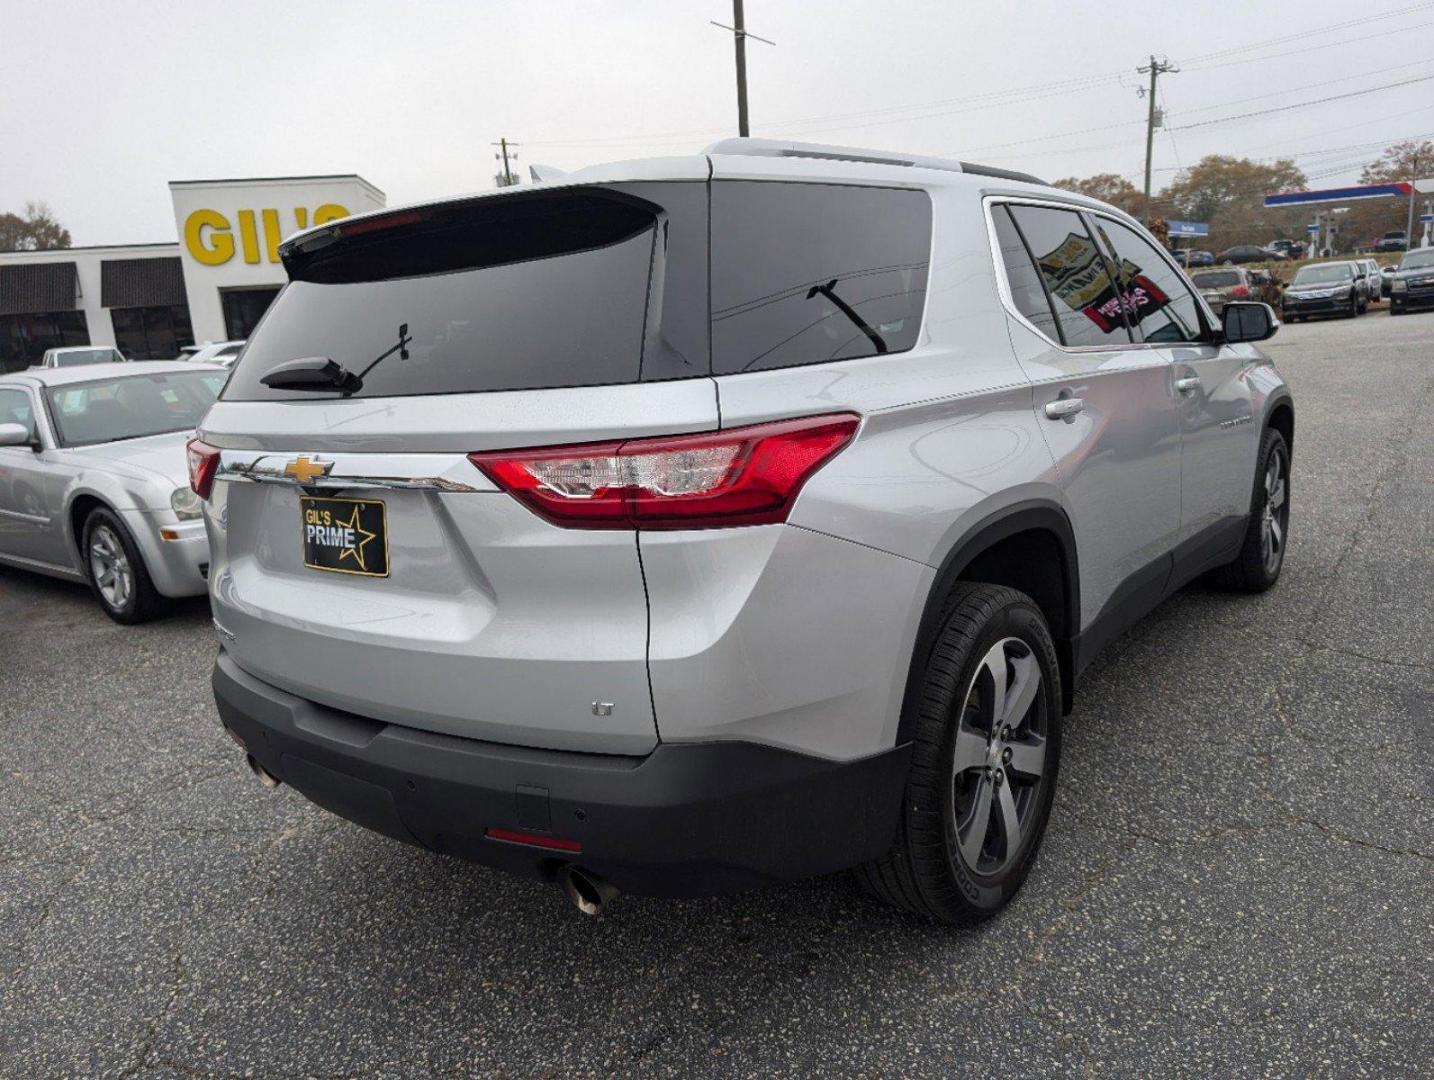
[89,525,132,611]
[948,637,1048,877]
[1260,446,1288,575]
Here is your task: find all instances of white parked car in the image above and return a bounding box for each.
[38,346,128,369]
[184,340,246,368]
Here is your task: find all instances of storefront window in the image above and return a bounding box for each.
[110,304,195,359]
[0,311,90,372]
[220,287,281,340]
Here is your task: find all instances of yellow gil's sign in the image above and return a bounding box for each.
[184,205,351,266]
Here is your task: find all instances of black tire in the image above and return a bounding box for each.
[1344,295,1359,318]
[1211,427,1290,593]
[1390,305,1404,316]
[81,506,165,623]
[856,583,1062,924]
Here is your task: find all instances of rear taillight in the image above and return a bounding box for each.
[186,438,221,500]
[470,413,860,530]
[1230,285,1250,298]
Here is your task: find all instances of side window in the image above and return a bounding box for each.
[1006,205,1132,348]
[991,206,1061,342]
[710,181,931,374]
[1093,218,1203,344]
[0,388,35,441]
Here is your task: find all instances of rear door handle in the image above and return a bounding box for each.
[1175,376,1201,393]
[1043,397,1084,420]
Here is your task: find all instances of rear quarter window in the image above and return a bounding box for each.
[709,181,931,375]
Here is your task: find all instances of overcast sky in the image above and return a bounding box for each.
[5,0,1433,245]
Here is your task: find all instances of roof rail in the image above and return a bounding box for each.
[703,137,965,174]
[957,162,1048,185]
[702,138,1049,186]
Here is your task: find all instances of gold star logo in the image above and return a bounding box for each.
[284,456,332,485]
[336,504,378,572]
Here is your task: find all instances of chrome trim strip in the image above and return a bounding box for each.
[0,506,50,525]
[215,450,494,493]
[0,550,83,578]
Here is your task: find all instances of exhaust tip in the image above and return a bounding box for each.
[558,865,619,916]
[246,753,281,789]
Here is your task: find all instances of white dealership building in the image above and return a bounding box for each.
[0,175,384,372]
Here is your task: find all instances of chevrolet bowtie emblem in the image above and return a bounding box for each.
[283,456,333,484]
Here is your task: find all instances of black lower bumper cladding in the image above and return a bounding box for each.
[213,651,910,896]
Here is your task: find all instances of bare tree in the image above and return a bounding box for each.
[0,202,72,251]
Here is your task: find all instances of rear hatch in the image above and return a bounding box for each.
[200,182,715,755]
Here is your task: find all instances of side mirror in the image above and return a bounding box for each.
[0,422,34,448]
[1222,302,1279,344]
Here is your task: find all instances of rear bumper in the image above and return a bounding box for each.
[214,650,910,896]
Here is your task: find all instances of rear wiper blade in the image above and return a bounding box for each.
[259,324,412,396]
[260,356,362,394]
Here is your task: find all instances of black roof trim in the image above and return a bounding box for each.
[959,162,1049,186]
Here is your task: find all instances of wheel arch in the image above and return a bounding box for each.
[1265,393,1294,457]
[897,501,1081,743]
[66,490,116,566]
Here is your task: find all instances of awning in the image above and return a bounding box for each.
[0,262,79,315]
[101,257,188,309]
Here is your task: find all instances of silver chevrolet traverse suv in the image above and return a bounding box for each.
[193,139,1293,922]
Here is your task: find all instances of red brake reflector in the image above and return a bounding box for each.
[186,438,221,500]
[469,412,860,530]
[339,210,423,237]
[485,828,583,853]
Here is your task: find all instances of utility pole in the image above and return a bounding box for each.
[733,0,749,136]
[1406,149,1422,245]
[710,2,774,137]
[491,139,519,187]
[1137,55,1178,225]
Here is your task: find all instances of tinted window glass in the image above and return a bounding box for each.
[710,182,930,374]
[46,370,225,447]
[56,348,124,367]
[1092,219,1202,343]
[991,206,1061,342]
[224,188,668,400]
[1293,263,1354,284]
[1007,205,1131,347]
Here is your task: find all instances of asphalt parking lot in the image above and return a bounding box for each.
[2,307,1431,1079]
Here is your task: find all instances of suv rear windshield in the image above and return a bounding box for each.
[223,184,708,400]
[1191,270,1240,288]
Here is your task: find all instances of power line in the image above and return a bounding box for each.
[1181,18,1434,73]
[1169,72,1434,131]
[1177,2,1434,65]
[518,4,1434,159]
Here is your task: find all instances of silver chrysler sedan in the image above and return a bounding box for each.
[0,361,227,622]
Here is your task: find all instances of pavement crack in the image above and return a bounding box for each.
[118,945,188,1079]
[1003,853,1118,1002]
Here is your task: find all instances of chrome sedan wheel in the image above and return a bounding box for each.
[949,637,1049,877]
[89,524,133,612]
